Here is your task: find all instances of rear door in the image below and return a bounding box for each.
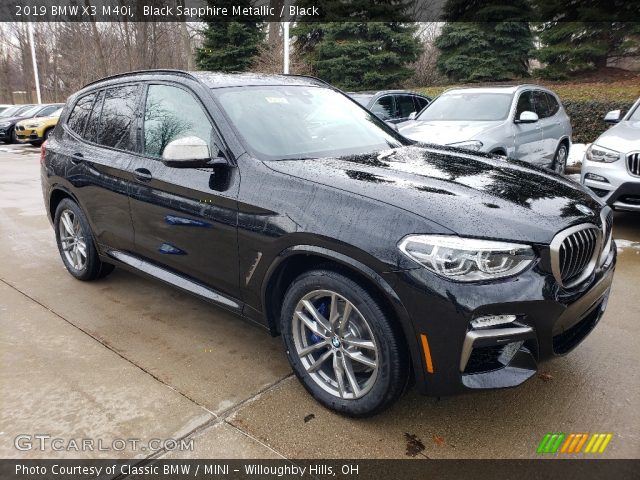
[126,81,241,302]
[533,90,558,164]
[513,90,544,163]
[57,86,138,252]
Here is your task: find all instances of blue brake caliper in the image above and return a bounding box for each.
[309,300,329,344]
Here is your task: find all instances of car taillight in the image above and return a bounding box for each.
[40,140,47,164]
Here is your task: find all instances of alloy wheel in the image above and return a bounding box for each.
[58,209,87,271]
[292,290,379,399]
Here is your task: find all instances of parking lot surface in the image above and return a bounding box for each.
[1,143,639,459]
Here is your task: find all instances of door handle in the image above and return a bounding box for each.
[70,152,84,165]
[133,168,152,182]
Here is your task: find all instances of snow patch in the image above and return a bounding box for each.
[568,143,588,167]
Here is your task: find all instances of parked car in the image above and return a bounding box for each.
[42,70,615,417]
[0,104,13,114]
[0,103,63,143]
[0,104,35,118]
[348,90,431,124]
[15,107,63,145]
[399,85,572,173]
[581,98,640,211]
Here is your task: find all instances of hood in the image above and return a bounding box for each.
[398,120,501,145]
[593,121,640,154]
[264,145,603,244]
[16,115,58,127]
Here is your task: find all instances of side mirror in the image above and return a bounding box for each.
[604,110,621,124]
[162,136,222,168]
[408,112,417,120]
[515,111,539,124]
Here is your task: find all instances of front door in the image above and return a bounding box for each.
[513,90,544,164]
[127,82,241,302]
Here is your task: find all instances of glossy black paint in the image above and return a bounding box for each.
[41,70,616,396]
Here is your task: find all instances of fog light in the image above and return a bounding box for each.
[585,173,609,183]
[471,314,516,329]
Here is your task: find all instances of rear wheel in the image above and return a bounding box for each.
[54,198,114,281]
[280,269,408,417]
[552,143,568,174]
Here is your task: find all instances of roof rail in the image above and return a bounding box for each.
[80,69,196,90]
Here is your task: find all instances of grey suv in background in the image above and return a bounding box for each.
[398,85,572,173]
[581,97,640,211]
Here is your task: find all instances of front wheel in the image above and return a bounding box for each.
[552,143,568,174]
[280,269,408,417]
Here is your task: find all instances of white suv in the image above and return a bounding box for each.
[581,97,640,212]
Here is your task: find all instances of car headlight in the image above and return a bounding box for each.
[585,144,621,163]
[447,140,483,151]
[398,235,535,282]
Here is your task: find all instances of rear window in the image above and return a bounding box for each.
[96,85,139,151]
[67,93,96,135]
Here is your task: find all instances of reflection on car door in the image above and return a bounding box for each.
[126,82,241,305]
[57,86,137,252]
[513,90,544,164]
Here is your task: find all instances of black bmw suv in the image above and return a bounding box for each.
[41,70,616,417]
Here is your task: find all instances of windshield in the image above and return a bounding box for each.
[417,92,513,121]
[213,86,405,160]
[20,105,43,118]
[628,102,640,121]
[1,105,29,117]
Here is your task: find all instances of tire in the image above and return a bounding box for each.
[44,127,54,141]
[54,198,114,281]
[280,269,408,417]
[552,142,568,174]
[9,128,17,144]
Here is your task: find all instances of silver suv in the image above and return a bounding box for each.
[581,97,640,212]
[398,85,572,173]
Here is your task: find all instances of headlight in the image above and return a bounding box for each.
[398,235,535,282]
[448,140,483,151]
[585,144,621,163]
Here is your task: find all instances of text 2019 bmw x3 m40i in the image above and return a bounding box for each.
[41,71,616,417]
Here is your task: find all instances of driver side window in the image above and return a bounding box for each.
[515,91,534,117]
[370,96,395,120]
[143,84,213,159]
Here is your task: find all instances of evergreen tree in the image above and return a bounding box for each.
[195,0,264,72]
[435,0,534,82]
[532,0,640,79]
[293,2,421,90]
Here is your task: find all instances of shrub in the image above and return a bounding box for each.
[563,100,634,144]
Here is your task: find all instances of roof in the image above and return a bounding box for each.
[79,69,327,91]
[441,84,551,95]
[347,90,429,97]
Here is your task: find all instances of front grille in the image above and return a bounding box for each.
[551,224,601,288]
[553,301,603,354]
[628,152,640,176]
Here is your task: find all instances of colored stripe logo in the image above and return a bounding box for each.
[537,433,613,454]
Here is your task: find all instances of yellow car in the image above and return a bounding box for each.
[15,107,63,145]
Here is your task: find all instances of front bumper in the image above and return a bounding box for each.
[581,158,640,211]
[0,127,11,141]
[384,243,616,396]
[15,126,44,143]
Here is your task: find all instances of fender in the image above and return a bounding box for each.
[261,244,426,390]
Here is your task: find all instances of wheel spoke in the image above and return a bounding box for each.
[301,299,331,333]
[342,355,361,397]
[342,337,376,350]
[337,301,352,335]
[296,310,328,339]
[343,349,377,369]
[61,212,74,235]
[306,349,333,373]
[298,340,328,357]
[329,293,339,328]
[76,240,87,258]
[333,353,346,398]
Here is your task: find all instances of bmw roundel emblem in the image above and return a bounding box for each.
[576,204,594,216]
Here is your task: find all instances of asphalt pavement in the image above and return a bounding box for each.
[1,143,638,460]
